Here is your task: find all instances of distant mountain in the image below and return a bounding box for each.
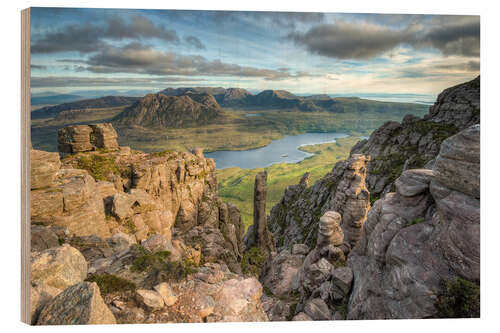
[31,94,83,106]
[31,96,140,119]
[113,92,222,128]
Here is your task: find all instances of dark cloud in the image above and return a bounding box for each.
[184,36,205,49]
[419,17,480,57]
[288,16,480,60]
[31,64,47,70]
[30,76,202,88]
[77,43,311,80]
[288,20,417,60]
[31,15,179,54]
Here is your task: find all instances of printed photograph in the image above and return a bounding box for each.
[27,7,480,324]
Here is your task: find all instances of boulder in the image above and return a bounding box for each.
[37,282,116,325]
[31,225,60,252]
[30,150,61,189]
[154,282,178,306]
[135,289,165,310]
[31,245,87,290]
[292,244,310,256]
[304,298,331,321]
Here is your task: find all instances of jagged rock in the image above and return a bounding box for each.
[154,282,178,306]
[331,267,353,296]
[110,192,135,221]
[351,76,479,198]
[136,289,165,310]
[304,298,331,321]
[292,244,310,256]
[89,123,119,150]
[395,169,435,197]
[214,277,268,322]
[37,282,116,325]
[269,154,370,250]
[31,225,60,252]
[244,171,276,254]
[433,124,480,199]
[260,249,305,297]
[347,125,480,319]
[58,123,118,155]
[31,168,111,237]
[30,150,61,189]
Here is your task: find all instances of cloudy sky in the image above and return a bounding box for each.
[30,8,480,99]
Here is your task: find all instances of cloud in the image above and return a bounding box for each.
[288,20,418,60]
[76,43,313,80]
[31,15,179,54]
[434,60,480,72]
[31,64,47,70]
[184,36,205,49]
[419,16,480,57]
[288,16,479,60]
[30,76,203,88]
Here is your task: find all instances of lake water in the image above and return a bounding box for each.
[205,132,349,169]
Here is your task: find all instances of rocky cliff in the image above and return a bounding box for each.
[29,123,269,324]
[268,154,371,251]
[260,77,480,321]
[347,124,480,319]
[351,76,480,199]
[113,92,221,128]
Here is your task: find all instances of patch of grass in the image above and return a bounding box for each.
[151,149,173,157]
[75,154,121,181]
[123,217,137,234]
[435,278,480,318]
[408,217,425,226]
[369,193,380,206]
[129,245,198,282]
[86,273,136,295]
[131,249,172,273]
[241,246,267,276]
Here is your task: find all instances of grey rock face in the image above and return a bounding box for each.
[269,154,370,251]
[347,125,480,319]
[351,76,479,198]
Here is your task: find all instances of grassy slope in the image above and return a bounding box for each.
[216,136,359,229]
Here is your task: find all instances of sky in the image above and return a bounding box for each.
[30,8,480,100]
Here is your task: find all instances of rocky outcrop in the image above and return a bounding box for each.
[30,150,61,189]
[269,154,370,251]
[37,282,116,325]
[31,123,245,272]
[30,245,88,323]
[244,171,276,254]
[351,76,480,198]
[346,125,480,319]
[113,92,221,128]
[58,123,118,155]
[101,262,267,323]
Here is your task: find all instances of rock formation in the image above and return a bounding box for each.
[269,154,370,251]
[58,123,118,155]
[351,76,480,198]
[347,125,480,319]
[31,123,246,275]
[244,171,276,254]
